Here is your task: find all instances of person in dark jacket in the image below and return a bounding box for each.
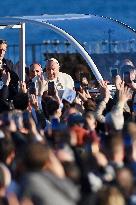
[0,39,19,100]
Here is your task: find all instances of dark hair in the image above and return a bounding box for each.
[23,143,50,171]
[13,93,29,111]
[47,99,59,116]
[41,96,53,118]
[122,65,135,71]
[0,138,15,164]
[42,97,59,118]
[0,40,7,45]
[83,99,96,112]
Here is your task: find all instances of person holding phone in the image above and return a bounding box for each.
[0,39,19,100]
[29,63,42,80]
[44,58,74,97]
[27,63,43,95]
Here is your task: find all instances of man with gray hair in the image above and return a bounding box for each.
[44,58,74,93]
[0,39,19,100]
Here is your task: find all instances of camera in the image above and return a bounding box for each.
[28,82,36,95]
[123,71,132,84]
[110,67,118,78]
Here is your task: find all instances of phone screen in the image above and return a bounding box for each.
[111,69,118,78]
[123,71,131,84]
[28,82,36,95]
[74,81,81,92]
[48,81,55,96]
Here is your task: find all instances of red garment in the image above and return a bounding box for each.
[70,126,100,146]
[70,125,88,146]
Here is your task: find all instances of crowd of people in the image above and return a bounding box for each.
[0,39,136,205]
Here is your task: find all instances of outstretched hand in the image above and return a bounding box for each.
[78,89,91,102]
[29,94,39,111]
[99,80,111,103]
[118,81,132,104]
[37,75,48,96]
[115,75,123,91]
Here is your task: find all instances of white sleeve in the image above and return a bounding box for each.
[63,73,74,89]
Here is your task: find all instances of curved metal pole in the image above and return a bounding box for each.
[14,13,136,81]
[2,13,136,82]
[19,23,25,81]
[41,21,103,81]
[11,17,103,81]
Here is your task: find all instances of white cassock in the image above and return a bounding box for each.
[32,72,74,98]
[44,72,74,97]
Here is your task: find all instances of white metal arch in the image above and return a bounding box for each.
[0,15,103,81]
[1,14,136,81]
